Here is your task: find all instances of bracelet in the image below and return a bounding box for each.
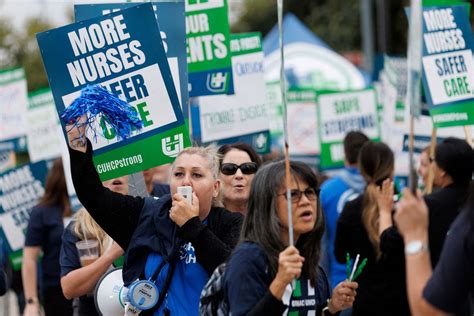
[322,299,337,316]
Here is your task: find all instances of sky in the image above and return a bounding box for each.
[0,0,244,30]
[0,0,74,29]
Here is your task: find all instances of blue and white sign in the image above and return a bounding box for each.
[421,5,474,127]
[74,1,189,118]
[0,159,50,269]
[37,4,190,180]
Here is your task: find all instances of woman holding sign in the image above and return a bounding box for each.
[224,160,358,315]
[65,121,243,315]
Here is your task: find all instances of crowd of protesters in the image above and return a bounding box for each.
[1,126,473,316]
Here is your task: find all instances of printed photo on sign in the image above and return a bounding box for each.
[37,4,190,180]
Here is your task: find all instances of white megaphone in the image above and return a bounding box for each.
[95,267,161,315]
[94,267,126,315]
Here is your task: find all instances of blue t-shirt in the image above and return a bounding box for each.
[144,242,208,315]
[320,167,364,288]
[24,205,65,289]
[423,208,474,315]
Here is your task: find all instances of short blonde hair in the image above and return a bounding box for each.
[173,146,221,179]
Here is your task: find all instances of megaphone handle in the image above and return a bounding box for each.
[124,302,141,315]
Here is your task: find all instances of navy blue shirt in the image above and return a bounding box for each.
[424,207,474,315]
[151,183,170,198]
[224,242,330,316]
[60,222,100,316]
[60,222,81,278]
[24,205,65,289]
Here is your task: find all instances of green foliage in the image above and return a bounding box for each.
[232,0,474,56]
[0,17,53,92]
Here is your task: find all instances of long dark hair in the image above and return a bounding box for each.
[38,158,71,217]
[241,160,324,286]
[358,141,394,259]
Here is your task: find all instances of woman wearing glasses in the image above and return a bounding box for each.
[224,160,358,315]
[65,120,243,315]
[217,143,262,214]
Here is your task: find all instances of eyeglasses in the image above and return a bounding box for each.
[278,187,319,203]
[220,162,258,176]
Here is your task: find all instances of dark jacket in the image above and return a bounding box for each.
[335,195,410,316]
[224,242,331,316]
[69,140,243,286]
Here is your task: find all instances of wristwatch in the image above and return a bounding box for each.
[26,297,39,304]
[405,240,428,255]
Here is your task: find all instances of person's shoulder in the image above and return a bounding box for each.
[320,176,346,193]
[228,242,266,269]
[151,182,170,198]
[342,194,363,211]
[209,207,244,223]
[28,204,51,221]
[338,194,363,221]
[141,195,172,216]
[62,221,79,241]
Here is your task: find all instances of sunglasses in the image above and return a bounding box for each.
[220,162,258,175]
[278,187,319,204]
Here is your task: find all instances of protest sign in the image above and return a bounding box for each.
[186,0,233,96]
[317,89,380,169]
[421,5,474,127]
[0,68,29,153]
[265,81,284,150]
[286,88,320,156]
[37,4,190,181]
[75,1,189,118]
[196,33,269,152]
[0,160,50,270]
[26,89,63,162]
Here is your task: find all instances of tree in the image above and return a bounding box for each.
[232,0,474,56]
[0,16,53,92]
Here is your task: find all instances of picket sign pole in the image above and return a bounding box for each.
[463,126,473,147]
[425,127,437,194]
[276,0,294,248]
[406,0,422,193]
[408,117,418,193]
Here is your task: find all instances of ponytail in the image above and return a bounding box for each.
[362,184,381,259]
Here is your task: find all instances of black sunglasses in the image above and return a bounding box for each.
[278,187,319,204]
[220,162,258,175]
